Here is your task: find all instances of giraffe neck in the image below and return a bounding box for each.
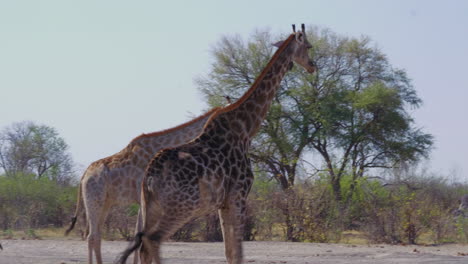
[222,36,295,138]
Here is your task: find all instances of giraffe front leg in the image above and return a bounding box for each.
[218,200,246,264]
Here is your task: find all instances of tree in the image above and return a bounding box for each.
[298,31,433,202]
[0,121,75,185]
[197,26,432,204]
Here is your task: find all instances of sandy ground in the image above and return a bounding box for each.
[0,239,467,264]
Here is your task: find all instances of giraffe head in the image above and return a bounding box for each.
[274,24,316,73]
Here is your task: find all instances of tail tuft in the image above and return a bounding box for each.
[64,216,78,236]
[65,178,84,237]
[115,232,144,264]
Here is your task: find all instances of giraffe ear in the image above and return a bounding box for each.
[272,41,284,48]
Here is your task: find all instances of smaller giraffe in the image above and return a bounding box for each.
[64,107,220,264]
[116,24,315,264]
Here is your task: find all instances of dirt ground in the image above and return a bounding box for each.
[0,239,467,264]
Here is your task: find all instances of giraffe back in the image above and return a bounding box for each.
[81,107,220,206]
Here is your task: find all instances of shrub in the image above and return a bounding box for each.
[0,173,76,230]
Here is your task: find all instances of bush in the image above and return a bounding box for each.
[357,175,462,244]
[0,173,76,230]
[245,171,465,244]
[1,169,466,245]
[103,204,139,241]
[283,183,342,242]
[247,173,343,243]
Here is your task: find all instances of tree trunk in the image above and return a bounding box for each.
[331,176,342,202]
[281,189,299,242]
[283,203,296,241]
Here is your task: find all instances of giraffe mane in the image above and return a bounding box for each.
[130,106,221,143]
[204,33,295,125]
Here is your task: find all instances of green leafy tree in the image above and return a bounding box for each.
[0,121,75,185]
[197,26,433,197]
[302,32,433,202]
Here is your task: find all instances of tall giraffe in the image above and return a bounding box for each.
[117,24,316,264]
[65,107,220,264]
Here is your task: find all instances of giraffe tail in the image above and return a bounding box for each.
[115,232,144,264]
[64,179,83,236]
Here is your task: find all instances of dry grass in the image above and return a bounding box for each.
[2,227,458,248]
[1,227,82,240]
[339,230,369,244]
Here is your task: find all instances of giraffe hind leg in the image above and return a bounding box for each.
[139,209,194,264]
[85,196,111,264]
[132,208,143,264]
[139,232,162,264]
[87,211,105,264]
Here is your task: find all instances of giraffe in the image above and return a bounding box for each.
[64,107,220,264]
[116,24,316,264]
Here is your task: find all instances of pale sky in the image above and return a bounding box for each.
[1,0,467,180]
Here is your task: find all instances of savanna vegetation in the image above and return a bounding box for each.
[1,26,468,245]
